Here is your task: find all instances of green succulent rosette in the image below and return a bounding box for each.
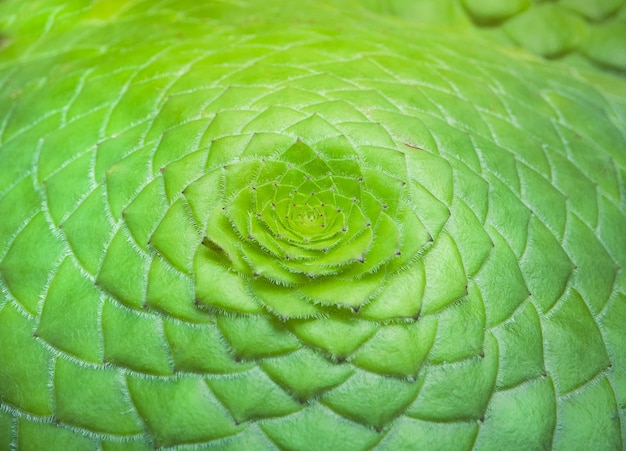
[0,0,625,450]
[355,0,626,72]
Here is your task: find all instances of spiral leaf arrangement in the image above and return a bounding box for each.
[0,0,625,450]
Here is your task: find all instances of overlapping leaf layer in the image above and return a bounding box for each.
[0,0,625,450]
[354,0,626,72]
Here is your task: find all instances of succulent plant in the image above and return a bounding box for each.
[0,0,625,449]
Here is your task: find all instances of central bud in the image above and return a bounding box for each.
[288,201,327,232]
[183,138,432,319]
